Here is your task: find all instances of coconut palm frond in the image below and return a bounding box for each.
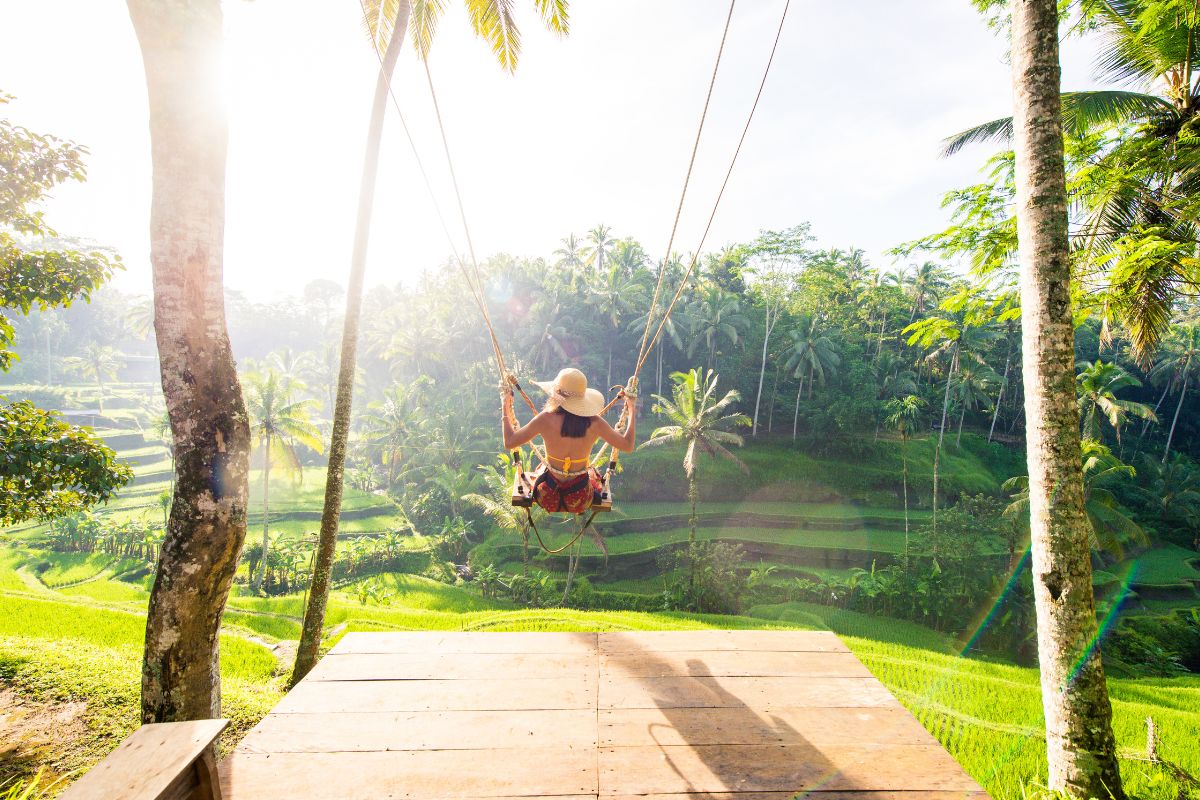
[534,0,568,34]
[469,0,521,72]
[708,439,750,475]
[940,117,1015,158]
[1091,1,1189,88]
[941,90,1172,159]
[1062,90,1175,134]
[410,0,448,60]
[361,0,406,55]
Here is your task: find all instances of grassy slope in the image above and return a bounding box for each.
[620,433,1026,504]
[0,551,281,787]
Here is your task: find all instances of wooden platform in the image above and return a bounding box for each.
[221,631,990,800]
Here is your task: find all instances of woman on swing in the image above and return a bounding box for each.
[502,368,637,514]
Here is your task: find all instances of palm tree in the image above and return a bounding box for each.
[1149,321,1200,461]
[245,370,323,592]
[903,262,951,323]
[747,227,807,435]
[463,461,539,575]
[629,302,684,398]
[610,238,648,275]
[554,233,584,270]
[126,298,154,340]
[266,348,317,402]
[429,463,482,520]
[643,369,750,588]
[953,362,997,445]
[361,380,429,488]
[872,352,917,439]
[63,344,121,413]
[1008,0,1124,792]
[294,0,569,683]
[586,265,647,387]
[527,308,572,373]
[127,0,254,723]
[944,2,1200,363]
[1004,440,1148,560]
[907,316,991,528]
[783,316,840,439]
[885,394,925,567]
[988,323,1018,443]
[583,224,614,273]
[1076,360,1156,444]
[686,285,747,371]
[1137,453,1200,549]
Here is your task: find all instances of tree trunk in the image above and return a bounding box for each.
[129,0,252,723]
[687,470,699,592]
[1133,382,1170,459]
[252,433,271,592]
[752,310,774,436]
[901,438,909,572]
[1011,2,1124,795]
[989,345,1011,443]
[293,0,412,685]
[792,379,804,440]
[96,375,105,414]
[807,363,814,400]
[656,344,663,397]
[956,403,966,447]
[1163,373,1189,463]
[932,348,957,531]
[767,368,779,433]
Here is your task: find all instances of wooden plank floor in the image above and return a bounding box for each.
[221,631,989,800]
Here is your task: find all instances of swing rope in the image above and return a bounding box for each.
[368,0,791,548]
[525,507,599,554]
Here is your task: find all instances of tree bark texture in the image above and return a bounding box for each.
[292,0,412,683]
[1011,1,1124,796]
[128,0,252,723]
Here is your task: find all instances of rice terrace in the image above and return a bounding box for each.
[1,1,1199,799]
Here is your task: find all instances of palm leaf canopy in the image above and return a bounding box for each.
[644,369,750,478]
[941,91,1175,157]
[369,0,568,71]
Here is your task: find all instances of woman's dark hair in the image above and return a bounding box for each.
[555,407,593,438]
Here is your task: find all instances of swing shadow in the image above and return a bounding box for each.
[599,634,859,799]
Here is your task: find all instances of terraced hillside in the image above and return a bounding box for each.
[1,384,413,550]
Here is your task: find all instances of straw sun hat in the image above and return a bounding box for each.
[533,368,606,417]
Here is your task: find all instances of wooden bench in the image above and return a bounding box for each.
[60,719,228,800]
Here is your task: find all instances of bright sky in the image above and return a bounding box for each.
[3,1,1104,300]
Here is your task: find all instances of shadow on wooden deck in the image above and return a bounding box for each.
[220,630,988,800]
